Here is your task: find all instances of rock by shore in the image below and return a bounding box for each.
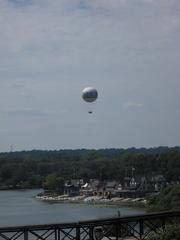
[36,194,146,207]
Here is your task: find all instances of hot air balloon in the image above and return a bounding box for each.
[82,87,98,113]
[82,87,98,102]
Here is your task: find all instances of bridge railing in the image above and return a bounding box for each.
[0,211,180,240]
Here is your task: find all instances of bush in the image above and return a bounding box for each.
[147,224,180,240]
[146,186,180,212]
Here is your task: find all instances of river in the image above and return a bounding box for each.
[0,189,145,227]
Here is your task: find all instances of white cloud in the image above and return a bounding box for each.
[123,101,143,109]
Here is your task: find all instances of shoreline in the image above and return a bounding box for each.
[35,195,146,208]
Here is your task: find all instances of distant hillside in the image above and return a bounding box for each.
[1,146,180,157]
[0,147,179,189]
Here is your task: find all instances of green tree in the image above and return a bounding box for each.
[147,185,180,212]
[147,224,180,240]
[42,174,64,193]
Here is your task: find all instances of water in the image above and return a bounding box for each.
[0,189,145,227]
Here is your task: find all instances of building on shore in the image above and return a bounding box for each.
[42,174,168,199]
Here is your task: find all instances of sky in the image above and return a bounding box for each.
[0,0,180,151]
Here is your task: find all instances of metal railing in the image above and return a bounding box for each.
[0,211,180,240]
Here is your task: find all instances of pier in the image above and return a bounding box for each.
[0,211,180,240]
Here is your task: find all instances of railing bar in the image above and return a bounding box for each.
[0,233,11,240]
[60,228,74,238]
[81,234,88,240]
[142,230,152,239]
[39,229,50,238]
[80,227,89,240]
[58,229,60,240]
[76,227,80,240]
[24,230,28,240]
[89,226,94,240]
[61,233,74,240]
[29,230,46,240]
[42,230,56,240]
[60,229,75,240]
[123,222,141,236]
[0,211,180,232]
[9,231,20,240]
[120,223,136,237]
[13,232,24,240]
[55,229,57,240]
[81,227,89,235]
[104,225,114,234]
[0,211,180,240]
[47,230,56,239]
[144,221,161,232]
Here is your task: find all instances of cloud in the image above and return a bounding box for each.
[8,83,24,89]
[0,0,179,150]
[0,107,56,117]
[0,0,179,78]
[19,92,33,98]
[123,101,143,109]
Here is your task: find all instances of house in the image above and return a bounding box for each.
[151,175,167,191]
[80,182,93,196]
[105,181,118,197]
[90,179,105,196]
[64,179,83,196]
[124,177,138,190]
[138,176,153,192]
[124,177,131,188]
[80,179,106,196]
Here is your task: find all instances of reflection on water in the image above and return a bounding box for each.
[0,189,145,227]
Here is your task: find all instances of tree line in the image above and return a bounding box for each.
[0,147,179,189]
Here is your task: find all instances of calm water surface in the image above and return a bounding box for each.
[0,189,145,227]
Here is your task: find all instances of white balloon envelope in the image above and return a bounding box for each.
[82,87,98,103]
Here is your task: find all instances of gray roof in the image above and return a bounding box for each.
[106,181,117,188]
